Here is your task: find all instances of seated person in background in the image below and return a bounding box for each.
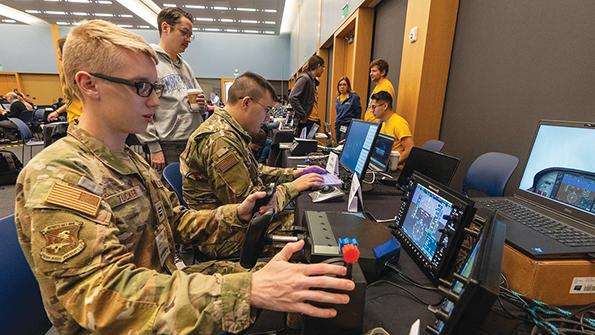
[15,19,354,335]
[249,128,272,164]
[0,92,28,140]
[363,58,395,122]
[181,72,324,256]
[370,90,414,165]
[335,76,362,141]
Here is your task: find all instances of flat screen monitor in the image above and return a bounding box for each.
[401,183,455,261]
[518,120,595,218]
[339,120,381,178]
[397,147,460,187]
[369,133,395,172]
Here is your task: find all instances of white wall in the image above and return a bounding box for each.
[0,23,289,80]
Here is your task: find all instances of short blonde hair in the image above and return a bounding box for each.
[62,20,157,101]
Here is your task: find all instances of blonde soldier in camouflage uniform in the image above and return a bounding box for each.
[15,20,354,334]
[181,73,324,253]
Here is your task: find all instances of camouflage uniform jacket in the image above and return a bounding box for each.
[15,127,255,334]
[181,108,297,212]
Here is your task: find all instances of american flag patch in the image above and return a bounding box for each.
[46,182,101,217]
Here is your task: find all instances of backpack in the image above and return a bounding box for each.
[0,150,23,185]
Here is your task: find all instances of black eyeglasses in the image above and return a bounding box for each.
[91,73,163,98]
[170,24,195,41]
[243,96,273,114]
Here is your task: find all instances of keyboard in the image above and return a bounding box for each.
[322,173,343,186]
[477,199,595,247]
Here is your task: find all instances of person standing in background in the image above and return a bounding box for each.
[334,76,361,141]
[289,55,325,135]
[363,58,395,122]
[138,7,206,170]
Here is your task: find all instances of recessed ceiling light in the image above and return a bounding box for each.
[115,0,158,28]
[236,8,256,12]
[213,6,229,10]
[192,27,198,31]
[240,20,258,24]
[46,11,67,15]
[67,0,90,3]
[138,25,150,28]
[220,18,234,23]
[244,30,258,34]
[120,14,133,17]
[43,0,60,2]
[163,3,176,7]
[225,29,238,33]
[264,9,277,13]
[204,28,220,32]
[264,21,275,25]
[94,13,114,17]
[0,4,48,25]
[56,21,69,25]
[25,10,42,14]
[195,17,213,21]
[2,19,17,23]
[264,31,275,34]
[97,0,113,4]
[117,24,132,28]
[184,5,206,9]
[72,12,88,16]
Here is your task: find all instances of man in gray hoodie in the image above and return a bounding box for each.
[138,7,206,170]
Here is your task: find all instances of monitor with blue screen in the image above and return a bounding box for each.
[518,121,595,215]
[369,133,394,172]
[339,120,381,178]
[401,183,454,261]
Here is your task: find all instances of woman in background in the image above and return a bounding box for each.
[335,76,361,141]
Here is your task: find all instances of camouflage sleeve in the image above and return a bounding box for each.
[19,177,254,334]
[273,182,299,211]
[258,163,295,184]
[201,136,259,204]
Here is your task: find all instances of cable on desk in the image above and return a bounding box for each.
[384,261,438,292]
[368,280,442,306]
[362,170,376,184]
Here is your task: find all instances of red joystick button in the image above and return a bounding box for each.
[342,244,360,264]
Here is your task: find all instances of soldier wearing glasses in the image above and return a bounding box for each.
[180,72,325,258]
[138,7,206,171]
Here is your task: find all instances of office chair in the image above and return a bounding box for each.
[8,117,44,163]
[0,214,52,334]
[421,139,445,153]
[463,152,520,197]
[163,162,188,207]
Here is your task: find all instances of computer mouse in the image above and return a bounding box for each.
[320,186,334,193]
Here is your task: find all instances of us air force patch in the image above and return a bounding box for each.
[40,222,86,263]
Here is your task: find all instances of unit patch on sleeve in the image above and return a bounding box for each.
[40,222,86,263]
[46,182,102,216]
[215,152,240,174]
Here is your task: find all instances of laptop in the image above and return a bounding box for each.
[310,120,381,201]
[368,133,395,172]
[475,120,595,259]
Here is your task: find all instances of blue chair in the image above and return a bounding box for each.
[421,139,445,152]
[0,215,52,334]
[8,117,44,163]
[463,152,520,197]
[163,162,188,207]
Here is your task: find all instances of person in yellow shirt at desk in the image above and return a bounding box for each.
[363,58,395,122]
[370,90,414,165]
[47,38,83,125]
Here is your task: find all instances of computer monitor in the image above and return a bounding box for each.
[517,120,595,219]
[395,172,476,283]
[396,147,460,187]
[369,134,395,172]
[339,120,381,178]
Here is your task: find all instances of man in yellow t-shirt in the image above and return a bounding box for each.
[363,58,395,122]
[370,90,414,164]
